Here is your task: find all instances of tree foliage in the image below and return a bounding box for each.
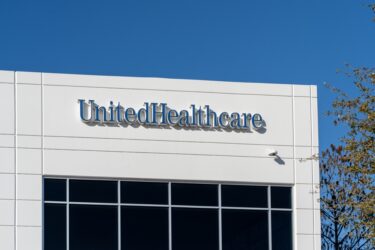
[320,67,375,250]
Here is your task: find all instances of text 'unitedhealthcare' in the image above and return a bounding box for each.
[78,99,264,131]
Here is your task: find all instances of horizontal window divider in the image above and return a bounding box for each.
[221,206,269,211]
[45,201,221,209]
[270,208,293,211]
[44,202,293,211]
[65,201,118,206]
[121,203,169,207]
[44,201,67,204]
[171,204,219,209]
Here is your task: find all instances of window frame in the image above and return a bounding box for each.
[43,177,294,250]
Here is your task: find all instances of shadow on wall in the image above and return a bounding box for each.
[274,156,285,165]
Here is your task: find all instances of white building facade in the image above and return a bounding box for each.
[0,70,321,250]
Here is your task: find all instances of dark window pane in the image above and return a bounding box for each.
[121,181,168,204]
[44,204,66,250]
[69,180,117,203]
[70,205,118,250]
[44,179,66,201]
[222,209,268,250]
[172,208,219,250]
[221,185,267,207]
[172,183,218,206]
[271,187,292,208]
[272,211,292,250]
[122,206,168,250]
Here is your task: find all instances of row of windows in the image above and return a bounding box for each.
[44,178,293,250]
[45,179,292,208]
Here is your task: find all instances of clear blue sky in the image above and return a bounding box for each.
[1,0,374,149]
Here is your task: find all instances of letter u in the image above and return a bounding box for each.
[78,99,94,122]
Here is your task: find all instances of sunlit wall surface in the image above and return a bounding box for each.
[0,70,320,250]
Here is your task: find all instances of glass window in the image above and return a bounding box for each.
[121,181,168,204]
[69,179,117,203]
[44,178,66,201]
[44,204,66,250]
[222,185,267,208]
[122,206,169,250]
[43,178,293,250]
[272,211,292,250]
[172,208,219,250]
[222,209,268,250]
[172,183,218,206]
[271,187,292,208]
[69,204,118,250]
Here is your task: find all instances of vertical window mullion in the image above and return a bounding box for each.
[118,181,121,250]
[268,186,272,250]
[67,179,70,250]
[218,184,222,250]
[168,182,172,250]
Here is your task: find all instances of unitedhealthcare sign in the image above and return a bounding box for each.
[78,99,264,131]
